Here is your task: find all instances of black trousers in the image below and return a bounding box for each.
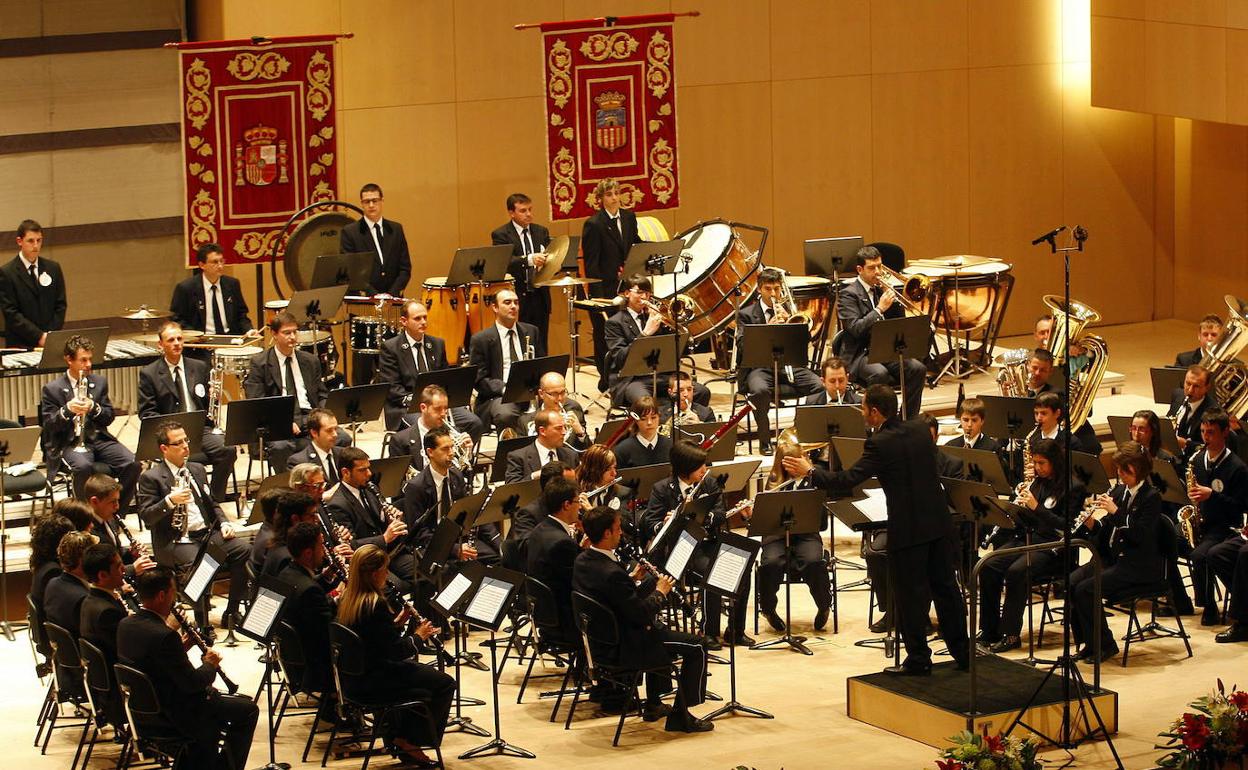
[171,531,251,626]
[193,429,236,502]
[688,545,749,638]
[757,534,831,614]
[1190,531,1233,607]
[848,356,926,419]
[178,691,259,770]
[475,397,528,433]
[1068,561,1149,649]
[647,627,707,715]
[978,546,1059,639]
[745,367,824,445]
[1209,535,1248,623]
[63,438,140,512]
[346,661,455,747]
[890,535,969,668]
[519,287,551,354]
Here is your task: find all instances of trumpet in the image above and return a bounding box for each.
[205,353,226,434]
[444,411,473,472]
[642,296,694,328]
[170,467,194,544]
[524,334,534,360]
[875,264,930,316]
[772,268,815,330]
[69,375,90,453]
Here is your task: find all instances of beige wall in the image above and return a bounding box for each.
[193,0,1170,350]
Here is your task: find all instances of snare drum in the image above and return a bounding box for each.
[213,346,263,404]
[422,277,468,363]
[263,299,290,327]
[655,221,761,341]
[465,279,517,337]
[349,317,390,354]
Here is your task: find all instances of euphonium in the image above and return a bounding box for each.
[994,347,1032,397]
[1199,295,1248,419]
[771,268,815,330]
[1043,294,1109,432]
[1176,456,1202,549]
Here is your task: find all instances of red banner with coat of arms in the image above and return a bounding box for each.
[176,36,340,265]
[540,15,680,221]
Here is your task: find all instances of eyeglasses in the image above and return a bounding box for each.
[164,439,189,447]
[361,197,382,205]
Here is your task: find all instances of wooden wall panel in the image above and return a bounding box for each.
[40,0,181,35]
[60,235,187,320]
[968,0,1061,68]
[769,1,870,81]
[452,0,561,103]
[341,0,456,109]
[561,0,671,22]
[1143,0,1226,26]
[0,154,53,225]
[678,0,771,88]
[1227,29,1248,124]
[1091,15,1146,113]
[48,143,183,224]
[1230,0,1248,28]
[0,58,53,136]
[214,0,340,39]
[870,0,968,74]
[1144,20,1226,122]
[47,50,181,131]
[1092,0,1145,18]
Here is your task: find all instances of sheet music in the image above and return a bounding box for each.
[465,577,511,627]
[852,487,889,523]
[665,529,698,580]
[706,544,750,594]
[184,553,219,602]
[434,572,473,613]
[650,510,679,551]
[242,587,282,638]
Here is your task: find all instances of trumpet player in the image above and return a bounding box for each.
[605,274,667,407]
[386,384,474,476]
[662,371,714,425]
[505,408,579,483]
[1185,408,1248,626]
[39,334,140,513]
[402,426,491,563]
[135,421,249,642]
[518,372,590,450]
[84,474,156,578]
[468,287,544,434]
[837,247,925,419]
[138,321,237,502]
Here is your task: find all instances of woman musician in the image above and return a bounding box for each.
[1126,409,1194,615]
[335,545,455,767]
[576,444,629,511]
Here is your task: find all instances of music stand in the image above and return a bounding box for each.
[867,315,932,420]
[1070,451,1111,494]
[427,559,490,735]
[829,437,867,473]
[1106,414,1181,456]
[705,459,762,496]
[408,367,476,412]
[223,396,295,474]
[941,477,1003,566]
[446,244,514,337]
[739,322,810,447]
[325,383,388,444]
[794,405,867,441]
[980,393,1038,482]
[311,252,372,292]
[829,496,899,660]
[593,417,632,444]
[480,479,541,529]
[649,502,711,566]
[135,410,206,461]
[418,515,466,582]
[619,332,689,401]
[699,531,770,721]
[803,236,863,278]
[35,327,110,370]
[939,445,1013,495]
[489,436,538,484]
[747,489,827,656]
[615,463,673,506]
[368,455,413,500]
[675,422,737,462]
[286,285,349,327]
[236,575,294,770]
[0,426,39,640]
[244,472,292,525]
[501,354,571,405]
[622,239,685,282]
[1150,366,1187,406]
[1149,458,1188,505]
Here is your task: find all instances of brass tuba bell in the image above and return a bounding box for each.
[1042,294,1108,432]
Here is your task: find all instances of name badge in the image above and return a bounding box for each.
[1044,496,1057,509]
[1213,479,1224,493]
[194,383,206,398]
[38,272,52,287]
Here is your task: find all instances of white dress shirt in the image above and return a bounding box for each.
[202,276,229,334]
[275,349,312,410]
[165,460,206,532]
[496,321,524,383]
[365,216,385,265]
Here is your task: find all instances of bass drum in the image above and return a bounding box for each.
[422,277,468,363]
[654,221,761,341]
[282,210,357,292]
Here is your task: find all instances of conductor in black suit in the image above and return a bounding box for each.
[168,243,254,338]
[581,179,640,391]
[504,409,579,483]
[138,321,237,501]
[339,183,411,296]
[0,219,66,348]
[836,246,926,419]
[491,193,553,351]
[1174,314,1221,368]
[786,384,969,674]
[117,567,258,770]
[467,288,545,432]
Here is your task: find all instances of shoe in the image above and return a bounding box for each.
[642,702,673,722]
[725,632,755,647]
[703,637,722,651]
[1215,625,1248,643]
[1080,644,1119,663]
[758,442,773,456]
[1202,609,1222,627]
[954,657,970,671]
[988,636,1021,653]
[869,615,892,634]
[665,714,714,733]
[763,610,786,632]
[885,663,932,676]
[813,606,830,632]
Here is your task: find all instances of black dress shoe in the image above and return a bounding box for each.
[763,609,785,632]
[1215,624,1248,643]
[869,615,892,634]
[725,632,755,647]
[665,713,714,733]
[988,636,1021,653]
[703,637,723,651]
[642,702,673,722]
[885,663,932,676]
[813,606,830,632]
[1202,609,1222,627]
[1080,645,1119,663]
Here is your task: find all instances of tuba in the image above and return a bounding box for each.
[1043,294,1108,431]
[1199,295,1248,419]
[994,347,1032,397]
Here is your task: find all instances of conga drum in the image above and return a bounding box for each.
[263,299,289,327]
[422,277,469,363]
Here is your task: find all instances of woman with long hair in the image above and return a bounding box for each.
[1126,409,1193,614]
[576,444,626,510]
[336,545,454,767]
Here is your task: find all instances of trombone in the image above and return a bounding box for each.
[875,264,931,316]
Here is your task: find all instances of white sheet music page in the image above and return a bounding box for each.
[852,487,890,522]
[243,587,282,637]
[435,572,473,613]
[706,544,749,594]
[465,577,510,626]
[665,529,698,580]
[185,553,220,602]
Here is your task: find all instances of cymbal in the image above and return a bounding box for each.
[122,328,204,344]
[536,275,600,288]
[121,305,172,320]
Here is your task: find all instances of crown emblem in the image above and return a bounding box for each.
[593,91,625,110]
[243,124,278,144]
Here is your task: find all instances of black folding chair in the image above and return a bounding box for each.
[39,622,92,759]
[113,664,193,769]
[1109,517,1194,665]
[517,577,583,721]
[77,639,121,770]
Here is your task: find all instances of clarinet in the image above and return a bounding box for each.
[169,604,239,694]
[384,584,445,654]
[316,515,350,586]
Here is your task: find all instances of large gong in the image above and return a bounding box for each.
[281,210,358,293]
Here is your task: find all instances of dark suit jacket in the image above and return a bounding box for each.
[517,398,590,450]
[31,561,61,617]
[402,465,469,551]
[80,587,127,665]
[806,387,862,406]
[340,217,411,295]
[835,278,903,366]
[1174,349,1202,368]
[285,444,346,486]
[375,333,449,429]
[581,209,639,294]
[117,609,216,725]
[243,347,328,420]
[490,221,552,305]
[734,300,815,384]
[1085,482,1165,579]
[1189,447,1248,534]
[0,255,66,347]
[168,273,252,334]
[39,373,119,466]
[603,308,644,388]
[811,417,955,550]
[138,356,211,418]
[325,484,390,551]
[945,433,1002,453]
[386,422,426,474]
[640,474,727,544]
[505,441,579,484]
[572,548,668,670]
[613,434,672,469]
[1168,393,1211,452]
[135,460,222,564]
[277,563,334,693]
[526,517,579,641]
[44,571,89,637]
[467,321,545,401]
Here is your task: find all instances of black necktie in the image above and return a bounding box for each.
[374,223,384,263]
[870,286,883,306]
[172,366,185,410]
[521,228,532,256]
[440,477,451,516]
[284,356,297,400]
[325,452,337,484]
[612,216,622,238]
[547,449,557,465]
[29,264,38,285]
[210,285,226,334]
[765,307,773,322]
[417,344,427,372]
[508,329,521,363]
[637,312,649,329]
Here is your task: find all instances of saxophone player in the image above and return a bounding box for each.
[137,321,237,502]
[1185,408,1248,626]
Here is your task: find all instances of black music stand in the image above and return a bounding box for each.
[446,244,513,337]
[747,489,827,656]
[794,405,867,440]
[739,322,810,448]
[324,383,388,445]
[1106,414,1181,456]
[367,455,412,500]
[501,354,571,405]
[135,411,206,461]
[481,479,541,528]
[804,236,862,363]
[34,327,110,369]
[311,253,372,292]
[426,559,490,735]
[829,437,867,471]
[224,396,295,477]
[1070,450,1111,494]
[830,498,900,663]
[975,494,1053,666]
[867,315,932,420]
[286,285,349,326]
[489,437,538,484]
[939,445,1013,495]
[615,463,673,531]
[618,332,688,404]
[941,477,1002,573]
[236,576,294,770]
[1149,457,1188,505]
[622,239,685,282]
[1150,366,1187,406]
[702,531,770,721]
[980,393,1038,482]
[649,507,711,570]
[408,366,477,413]
[593,417,632,444]
[244,472,292,526]
[0,426,39,640]
[418,516,466,582]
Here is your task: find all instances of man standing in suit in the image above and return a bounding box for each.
[136,421,249,639]
[1169,364,1213,457]
[581,179,640,391]
[169,243,254,339]
[613,396,672,469]
[0,219,66,348]
[468,288,545,433]
[138,321,237,501]
[340,183,411,296]
[505,409,579,483]
[517,372,590,450]
[836,246,926,419]
[325,446,415,591]
[1175,314,1222,368]
[526,476,581,644]
[785,384,970,674]
[117,567,258,770]
[491,193,553,352]
[40,334,140,512]
[79,543,130,726]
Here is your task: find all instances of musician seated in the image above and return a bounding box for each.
[1024,348,1055,397]
[44,530,94,638]
[979,438,1083,653]
[136,421,249,641]
[1174,313,1222,368]
[1032,391,1101,456]
[1068,442,1163,662]
[326,447,416,593]
[117,567,259,770]
[276,522,337,704]
[243,311,350,471]
[403,426,493,563]
[758,443,831,632]
[1184,408,1248,626]
[642,441,753,647]
[1127,410,1194,616]
[79,543,130,727]
[807,357,860,406]
[1208,526,1248,644]
[468,288,545,433]
[946,397,1000,452]
[735,267,824,449]
[576,444,630,511]
[335,545,454,763]
[169,242,254,341]
[1034,313,1054,348]
[526,475,582,645]
[504,409,580,483]
[387,384,475,476]
[661,371,715,426]
[377,299,484,441]
[921,413,964,479]
[28,515,75,644]
[836,246,925,419]
[248,487,285,576]
[258,491,341,582]
[286,408,346,487]
[517,372,590,450]
[572,505,714,733]
[39,334,140,512]
[1168,364,1213,457]
[138,321,237,501]
[84,474,156,579]
[613,396,672,469]
[501,460,575,571]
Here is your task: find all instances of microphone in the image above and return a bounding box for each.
[1030,225,1066,246]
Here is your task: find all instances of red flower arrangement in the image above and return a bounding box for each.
[1158,680,1248,769]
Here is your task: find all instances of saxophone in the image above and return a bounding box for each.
[205,353,226,434]
[1176,451,1202,549]
[69,375,90,453]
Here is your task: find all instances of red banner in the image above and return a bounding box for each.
[178,37,339,265]
[541,16,680,221]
